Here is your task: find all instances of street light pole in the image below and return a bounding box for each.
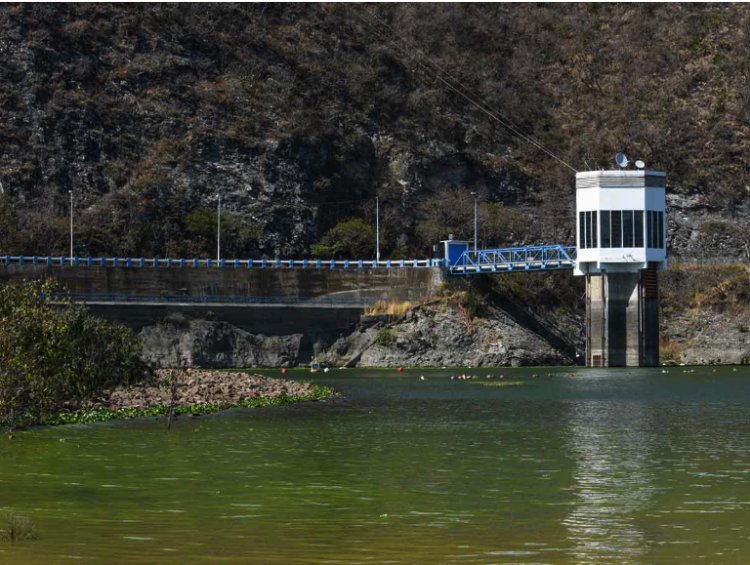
[216,191,221,263]
[471,191,478,251]
[68,190,74,259]
[376,196,380,262]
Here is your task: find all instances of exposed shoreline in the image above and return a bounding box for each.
[43,369,336,426]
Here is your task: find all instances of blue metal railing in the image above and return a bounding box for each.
[1,246,577,276]
[1,255,444,270]
[449,245,577,274]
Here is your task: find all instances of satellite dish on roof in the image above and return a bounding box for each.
[615,153,629,168]
[635,160,646,169]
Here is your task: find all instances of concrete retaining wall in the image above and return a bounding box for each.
[0,265,444,361]
[0,264,443,303]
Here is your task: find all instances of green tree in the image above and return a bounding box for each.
[311,218,375,258]
[0,280,150,430]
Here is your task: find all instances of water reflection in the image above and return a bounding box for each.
[564,400,658,564]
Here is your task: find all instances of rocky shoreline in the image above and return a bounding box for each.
[138,299,582,369]
[45,370,334,427]
[134,265,750,368]
[88,369,316,410]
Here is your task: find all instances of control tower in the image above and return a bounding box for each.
[574,165,666,367]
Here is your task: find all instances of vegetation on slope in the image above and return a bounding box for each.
[661,263,750,317]
[0,4,748,259]
[0,280,149,430]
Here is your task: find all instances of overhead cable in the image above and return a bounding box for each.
[350,6,578,174]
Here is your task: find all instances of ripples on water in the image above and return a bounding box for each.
[1,368,749,564]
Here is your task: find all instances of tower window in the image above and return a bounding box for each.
[600,211,611,248]
[634,211,644,247]
[579,211,598,249]
[611,210,622,248]
[591,211,598,248]
[646,211,665,248]
[579,211,585,248]
[595,210,648,248]
[623,210,634,247]
[657,211,664,248]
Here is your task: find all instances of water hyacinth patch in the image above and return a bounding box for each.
[41,385,337,427]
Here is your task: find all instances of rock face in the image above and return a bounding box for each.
[139,299,581,368]
[319,304,578,368]
[659,264,750,365]
[663,311,750,365]
[2,5,750,263]
[136,264,750,368]
[140,317,302,368]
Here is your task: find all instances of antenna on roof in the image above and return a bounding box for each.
[615,153,629,168]
[634,160,646,169]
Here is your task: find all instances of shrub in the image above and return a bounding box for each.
[461,287,485,319]
[311,218,375,258]
[374,328,395,347]
[660,337,682,365]
[0,513,37,542]
[0,280,150,430]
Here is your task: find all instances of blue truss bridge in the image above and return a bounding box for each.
[447,245,576,275]
[0,244,576,275]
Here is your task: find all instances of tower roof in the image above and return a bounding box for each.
[576,170,666,189]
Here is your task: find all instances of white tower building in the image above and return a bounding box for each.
[574,168,667,367]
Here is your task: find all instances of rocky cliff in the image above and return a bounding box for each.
[137,272,585,368]
[140,316,303,368]
[138,302,579,369]
[318,303,578,368]
[1,4,749,262]
[135,264,750,368]
[660,264,750,365]
[2,4,749,367]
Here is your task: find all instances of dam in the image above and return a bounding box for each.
[0,166,666,367]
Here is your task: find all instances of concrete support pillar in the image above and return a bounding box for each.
[585,266,659,367]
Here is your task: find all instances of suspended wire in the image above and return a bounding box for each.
[349,5,578,174]
[353,6,570,168]
[313,193,576,223]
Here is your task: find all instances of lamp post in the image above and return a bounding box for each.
[216,191,221,263]
[470,191,478,251]
[376,196,380,262]
[68,190,74,259]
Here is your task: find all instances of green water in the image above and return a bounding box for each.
[2,367,750,564]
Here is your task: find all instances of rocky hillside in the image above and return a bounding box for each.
[137,271,586,368]
[1,4,749,260]
[133,265,750,368]
[660,263,750,365]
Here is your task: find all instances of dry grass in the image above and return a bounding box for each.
[365,300,414,317]
[662,263,750,316]
[660,336,682,365]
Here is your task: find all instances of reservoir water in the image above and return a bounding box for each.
[2,367,750,564]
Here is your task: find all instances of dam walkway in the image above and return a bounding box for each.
[0,243,576,275]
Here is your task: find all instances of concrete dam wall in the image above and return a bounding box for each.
[0,263,442,304]
[0,264,445,366]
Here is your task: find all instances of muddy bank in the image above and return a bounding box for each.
[86,369,316,410]
[41,370,334,427]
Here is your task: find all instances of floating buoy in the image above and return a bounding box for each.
[281,367,287,374]
[397,367,404,373]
